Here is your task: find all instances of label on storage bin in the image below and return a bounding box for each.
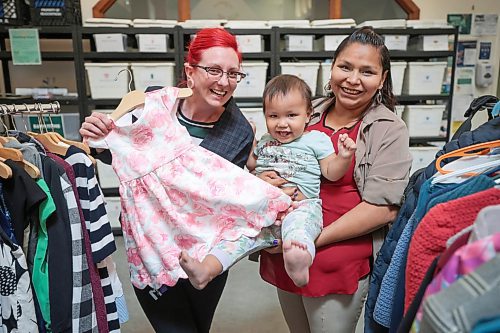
[137,34,168,53]
[94,34,126,52]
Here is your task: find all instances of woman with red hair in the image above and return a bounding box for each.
[80,28,255,332]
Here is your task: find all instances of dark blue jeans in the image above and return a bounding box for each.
[134,271,229,333]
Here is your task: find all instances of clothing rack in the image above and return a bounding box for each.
[0,101,61,115]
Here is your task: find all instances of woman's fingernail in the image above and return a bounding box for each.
[272,239,278,245]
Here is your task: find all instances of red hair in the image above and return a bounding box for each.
[186,28,242,64]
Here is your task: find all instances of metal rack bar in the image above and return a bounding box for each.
[0,101,61,115]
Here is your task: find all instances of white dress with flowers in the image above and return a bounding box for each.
[91,87,291,289]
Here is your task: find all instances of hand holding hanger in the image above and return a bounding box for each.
[110,70,193,122]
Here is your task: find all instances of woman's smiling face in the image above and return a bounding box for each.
[330,42,387,112]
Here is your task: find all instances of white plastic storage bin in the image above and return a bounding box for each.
[85,63,130,99]
[323,35,348,51]
[234,62,269,98]
[136,34,168,53]
[402,105,446,137]
[390,61,407,95]
[383,35,409,51]
[94,34,127,52]
[130,62,175,91]
[403,62,447,95]
[410,35,449,51]
[103,197,122,229]
[409,145,440,174]
[285,35,314,51]
[96,159,120,189]
[318,62,332,95]
[281,62,320,94]
[241,108,266,139]
[236,35,263,53]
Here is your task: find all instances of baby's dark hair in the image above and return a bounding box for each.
[262,74,313,114]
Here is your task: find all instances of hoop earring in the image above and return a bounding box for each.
[324,81,332,94]
[187,78,194,89]
[375,89,382,104]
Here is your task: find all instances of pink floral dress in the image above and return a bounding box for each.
[93,87,291,289]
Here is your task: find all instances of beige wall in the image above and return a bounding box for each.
[81,0,99,21]
[414,0,500,96]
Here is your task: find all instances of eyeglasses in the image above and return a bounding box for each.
[191,64,247,83]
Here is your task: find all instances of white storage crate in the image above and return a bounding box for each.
[402,105,446,137]
[241,108,266,139]
[383,35,409,51]
[403,62,447,95]
[130,62,175,91]
[236,35,263,53]
[136,34,168,53]
[103,197,122,229]
[96,159,120,189]
[94,34,127,52]
[390,61,407,95]
[85,63,130,99]
[234,62,269,98]
[409,145,440,174]
[285,35,314,51]
[318,62,332,95]
[323,35,348,51]
[281,62,320,94]
[411,35,449,51]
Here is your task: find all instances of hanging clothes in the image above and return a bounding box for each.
[64,147,121,333]
[405,187,500,310]
[418,254,500,333]
[88,86,291,290]
[365,115,500,333]
[373,175,496,328]
[0,218,38,333]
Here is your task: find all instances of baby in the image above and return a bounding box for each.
[180,74,356,288]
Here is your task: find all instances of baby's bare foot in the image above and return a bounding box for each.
[283,240,312,287]
[179,251,212,290]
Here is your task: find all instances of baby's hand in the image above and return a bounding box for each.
[337,133,357,159]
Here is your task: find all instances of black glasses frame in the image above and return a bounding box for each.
[191,64,247,83]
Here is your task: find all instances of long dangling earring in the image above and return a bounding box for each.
[375,89,382,104]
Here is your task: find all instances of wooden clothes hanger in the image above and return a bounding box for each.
[42,103,91,154]
[0,142,40,179]
[109,70,192,121]
[28,111,69,156]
